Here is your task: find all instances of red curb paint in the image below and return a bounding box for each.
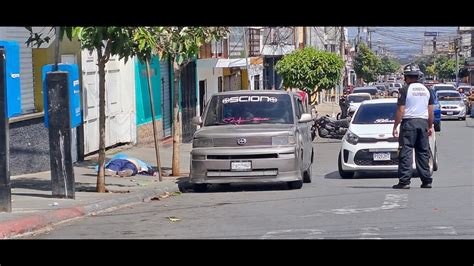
[0,206,86,238]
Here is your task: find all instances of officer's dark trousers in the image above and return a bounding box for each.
[398,118,433,185]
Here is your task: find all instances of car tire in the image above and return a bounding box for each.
[460,116,466,121]
[391,91,398,97]
[303,150,314,183]
[338,151,354,179]
[288,180,303,189]
[193,184,209,193]
[434,121,441,132]
[303,166,312,183]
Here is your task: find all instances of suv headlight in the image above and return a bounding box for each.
[344,130,359,145]
[459,102,465,108]
[272,135,296,145]
[193,138,213,148]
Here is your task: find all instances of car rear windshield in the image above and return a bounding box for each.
[353,88,377,95]
[204,94,294,126]
[352,103,397,124]
[347,95,371,103]
[434,86,456,92]
[437,92,461,101]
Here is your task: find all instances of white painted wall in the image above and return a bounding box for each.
[197,58,223,104]
[247,64,264,90]
[81,49,137,154]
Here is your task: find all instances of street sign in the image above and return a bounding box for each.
[424,32,438,37]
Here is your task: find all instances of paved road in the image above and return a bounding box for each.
[32,119,474,239]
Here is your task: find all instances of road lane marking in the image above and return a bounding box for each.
[358,227,382,239]
[302,194,408,217]
[260,229,325,239]
[433,226,457,235]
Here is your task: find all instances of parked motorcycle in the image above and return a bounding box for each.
[313,115,351,140]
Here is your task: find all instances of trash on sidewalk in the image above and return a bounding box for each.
[167,216,181,222]
[95,153,157,177]
[50,202,59,207]
[159,192,171,199]
[105,189,131,193]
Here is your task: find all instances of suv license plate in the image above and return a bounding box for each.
[231,161,252,171]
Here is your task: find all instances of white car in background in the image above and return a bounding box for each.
[338,98,438,179]
[436,90,466,120]
[433,83,456,95]
[347,93,372,114]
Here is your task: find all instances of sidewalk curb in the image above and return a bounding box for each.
[0,181,180,239]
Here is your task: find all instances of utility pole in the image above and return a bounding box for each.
[367,28,375,50]
[297,27,305,49]
[471,29,474,58]
[242,27,251,90]
[356,26,360,52]
[455,36,460,85]
[339,26,346,101]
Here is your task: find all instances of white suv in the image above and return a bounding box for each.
[338,98,438,178]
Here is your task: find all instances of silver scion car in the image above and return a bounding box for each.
[189,90,314,192]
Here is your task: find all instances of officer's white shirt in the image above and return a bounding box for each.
[397,82,434,119]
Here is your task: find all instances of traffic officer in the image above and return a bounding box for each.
[392,64,434,189]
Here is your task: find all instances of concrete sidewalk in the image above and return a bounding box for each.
[0,142,193,239]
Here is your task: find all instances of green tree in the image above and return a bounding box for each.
[354,43,381,83]
[434,55,456,80]
[425,64,436,77]
[274,47,343,103]
[378,56,400,76]
[147,27,229,176]
[415,54,436,74]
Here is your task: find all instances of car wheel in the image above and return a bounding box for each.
[460,116,466,121]
[391,91,399,97]
[303,166,312,183]
[193,184,209,193]
[288,180,303,189]
[433,143,439,171]
[303,151,314,183]
[338,151,354,179]
[434,121,441,132]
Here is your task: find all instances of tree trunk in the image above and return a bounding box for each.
[97,51,107,193]
[146,58,162,181]
[172,60,181,177]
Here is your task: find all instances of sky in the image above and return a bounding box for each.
[348,27,458,60]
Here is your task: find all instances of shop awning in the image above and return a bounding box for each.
[214,57,262,68]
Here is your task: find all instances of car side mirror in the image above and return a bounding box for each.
[192,116,203,126]
[298,113,313,123]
